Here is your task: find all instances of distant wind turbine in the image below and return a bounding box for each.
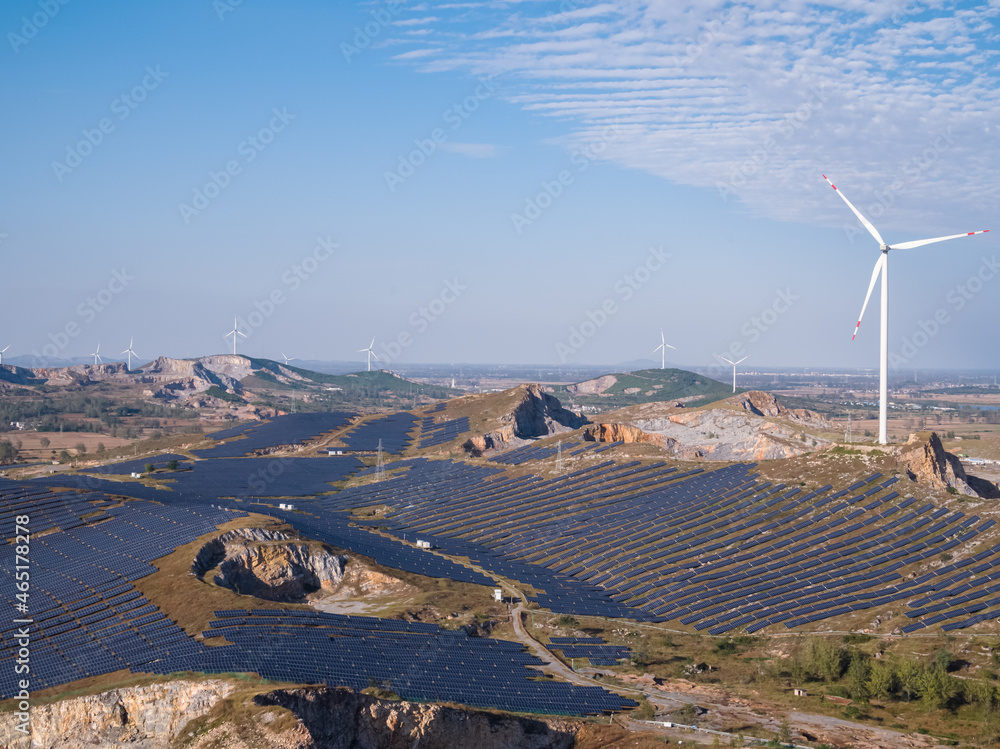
[357,337,379,372]
[0,345,9,366]
[224,315,247,356]
[281,353,296,365]
[651,329,676,370]
[120,338,138,371]
[717,354,748,393]
[91,343,103,366]
[822,174,989,445]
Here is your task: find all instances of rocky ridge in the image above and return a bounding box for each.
[193,528,347,602]
[464,384,587,456]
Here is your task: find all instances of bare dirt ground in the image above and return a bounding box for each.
[506,596,949,749]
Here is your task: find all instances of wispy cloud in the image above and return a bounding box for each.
[386,1,1000,232]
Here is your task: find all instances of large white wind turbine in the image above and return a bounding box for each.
[717,354,748,393]
[281,353,296,365]
[357,337,378,372]
[91,343,103,366]
[652,329,676,370]
[0,345,9,366]
[823,174,989,445]
[120,338,138,371]
[224,315,247,356]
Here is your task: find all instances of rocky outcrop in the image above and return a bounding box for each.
[1,681,577,749]
[583,423,662,446]
[565,374,618,396]
[464,385,587,456]
[252,687,577,749]
[729,390,830,428]
[0,679,234,749]
[583,400,829,461]
[901,432,1000,499]
[193,528,347,602]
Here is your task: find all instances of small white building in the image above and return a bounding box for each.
[278,503,296,511]
[492,588,503,602]
[130,472,142,478]
[327,448,345,456]
[416,540,432,549]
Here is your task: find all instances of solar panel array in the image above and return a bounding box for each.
[92,454,190,475]
[10,407,1000,711]
[172,609,637,715]
[0,479,634,715]
[548,637,631,665]
[417,416,470,449]
[340,412,417,453]
[41,456,363,501]
[0,494,240,698]
[194,412,355,458]
[489,440,596,466]
[322,458,1000,635]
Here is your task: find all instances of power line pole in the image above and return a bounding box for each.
[375,439,385,482]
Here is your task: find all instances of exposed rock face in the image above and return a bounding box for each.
[0,679,234,749]
[729,390,831,428]
[583,423,661,446]
[584,399,829,460]
[464,385,587,456]
[252,687,577,749]
[901,432,1000,499]
[193,528,347,602]
[565,374,618,396]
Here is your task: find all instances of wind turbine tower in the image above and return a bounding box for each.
[224,315,247,356]
[822,174,988,445]
[717,355,748,393]
[652,329,676,370]
[120,338,138,371]
[358,337,379,372]
[0,345,9,366]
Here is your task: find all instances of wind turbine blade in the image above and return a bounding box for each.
[891,229,989,251]
[652,345,663,354]
[736,355,749,364]
[369,337,375,349]
[717,356,735,366]
[823,175,886,246]
[1,346,8,353]
[853,254,885,341]
[371,350,380,361]
[238,331,248,338]
[665,343,677,350]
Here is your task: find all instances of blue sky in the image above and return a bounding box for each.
[1,0,997,372]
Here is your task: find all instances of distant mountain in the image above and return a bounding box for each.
[0,356,458,411]
[551,368,732,410]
